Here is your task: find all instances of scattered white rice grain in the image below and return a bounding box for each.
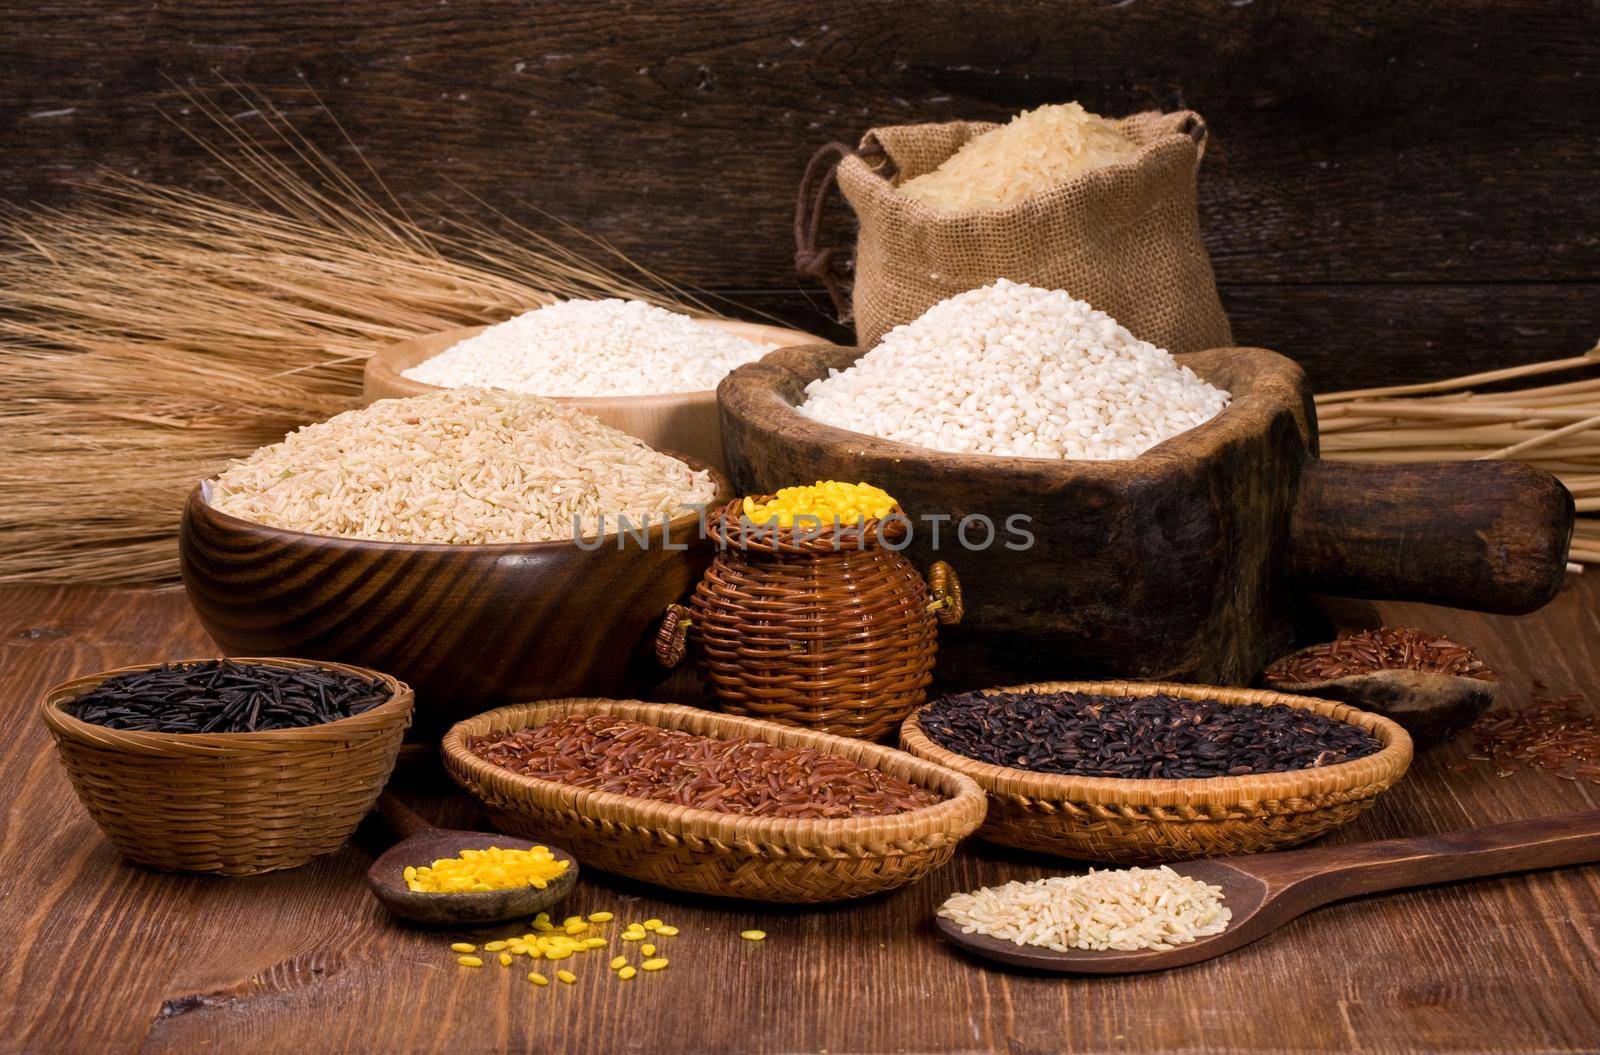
[403,298,773,397]
[208,389,717,544]
[937,866,1232,953]
[798,279,1229,460]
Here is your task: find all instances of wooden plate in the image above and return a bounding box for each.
[363,317,821,473]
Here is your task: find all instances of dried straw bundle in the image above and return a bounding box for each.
[0,87,714,585]
[1318,342,1600,565]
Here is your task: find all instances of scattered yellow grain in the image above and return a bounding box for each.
[498,953,513,967]
[457,955,484,968]
[642,919,664,931]
[529,971,550,986]
[741,930,767,941]
[622,930,647,942]
[655,925,679,937]
[543,948,571,960]
[742,481,896,529]
[618,965,637,980]
[583,937,607,949]
[557,969,577,985]
[404,845,569,893]
[609,955,628,970]
[587,912,613,923]
[641,958,669,971]
[641,943,656,957]
[565,921,589,936]
[450,942,476,954]
[484,940,508,952]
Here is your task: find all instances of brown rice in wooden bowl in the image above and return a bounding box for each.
[179,388,731,736]
[899,680,1412,864]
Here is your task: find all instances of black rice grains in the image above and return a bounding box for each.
[920,690,1382,779]
[65,660,391,733]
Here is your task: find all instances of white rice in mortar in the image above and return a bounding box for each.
[799,279,1229,459]
[403,298,774,397]
[208,388,718,544]
[938,866,1232,952]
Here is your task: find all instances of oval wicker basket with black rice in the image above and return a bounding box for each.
[41,658,414,876]
[442,698,987,903]
[898,680,1413,864]
[656,498,963,741]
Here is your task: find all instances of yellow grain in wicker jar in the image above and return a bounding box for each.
[656,484,963,740]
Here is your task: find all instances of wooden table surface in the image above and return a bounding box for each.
[2,581,1597,1054]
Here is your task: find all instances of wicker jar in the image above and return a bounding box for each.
[41,658,414,876]
[657,499,962,740]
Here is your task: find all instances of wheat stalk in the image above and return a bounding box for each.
[0,83,725,586]
[1318,341,1600,564]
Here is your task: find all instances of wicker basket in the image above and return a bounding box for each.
[41,658,413,876]
[441,698,987,903]
[656,499,963,740]
[899,680,1413,864]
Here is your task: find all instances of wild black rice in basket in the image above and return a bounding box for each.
[471,714,939,818]
[65,660,391,733]
[919,690,1382,778]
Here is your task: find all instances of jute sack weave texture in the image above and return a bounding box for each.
[830,110,1232,354]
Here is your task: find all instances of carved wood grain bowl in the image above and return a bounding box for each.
[718,344,1574,690]
[363,318,822,473]
[178,458,731,736]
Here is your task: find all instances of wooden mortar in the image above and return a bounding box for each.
[717,344,1575,688]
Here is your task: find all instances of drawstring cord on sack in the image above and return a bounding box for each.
[793,141,887,325]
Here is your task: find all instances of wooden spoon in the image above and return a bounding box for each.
[365,793,579,927]
[937,810,1600,974]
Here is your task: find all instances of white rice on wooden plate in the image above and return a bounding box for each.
[402,298,774,397]
[938,866,1232,952]
[208,388,718,544]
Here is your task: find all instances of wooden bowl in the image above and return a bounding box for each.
[179,458,731,736]
[41,658,413,876]
[719,343,1574,689]
[1261,649,1497,751]
[899,680,1413,864]
[363,318,820,473]
[442,698,988,903]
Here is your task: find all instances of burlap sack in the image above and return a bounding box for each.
[795,110,1232,354]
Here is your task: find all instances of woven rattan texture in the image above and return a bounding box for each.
[441,698,987,903]
[899,680,1413,864]
[689,501,939,739]
[837,110,1233,354]
[41,658,413,876]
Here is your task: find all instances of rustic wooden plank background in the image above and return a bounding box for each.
[4,0,1597,390]
[3,581,1597,1053]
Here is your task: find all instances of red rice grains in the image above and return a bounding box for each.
[470,715,939,818]
[1268,626,1495,683]
[1468,694,1600,784]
